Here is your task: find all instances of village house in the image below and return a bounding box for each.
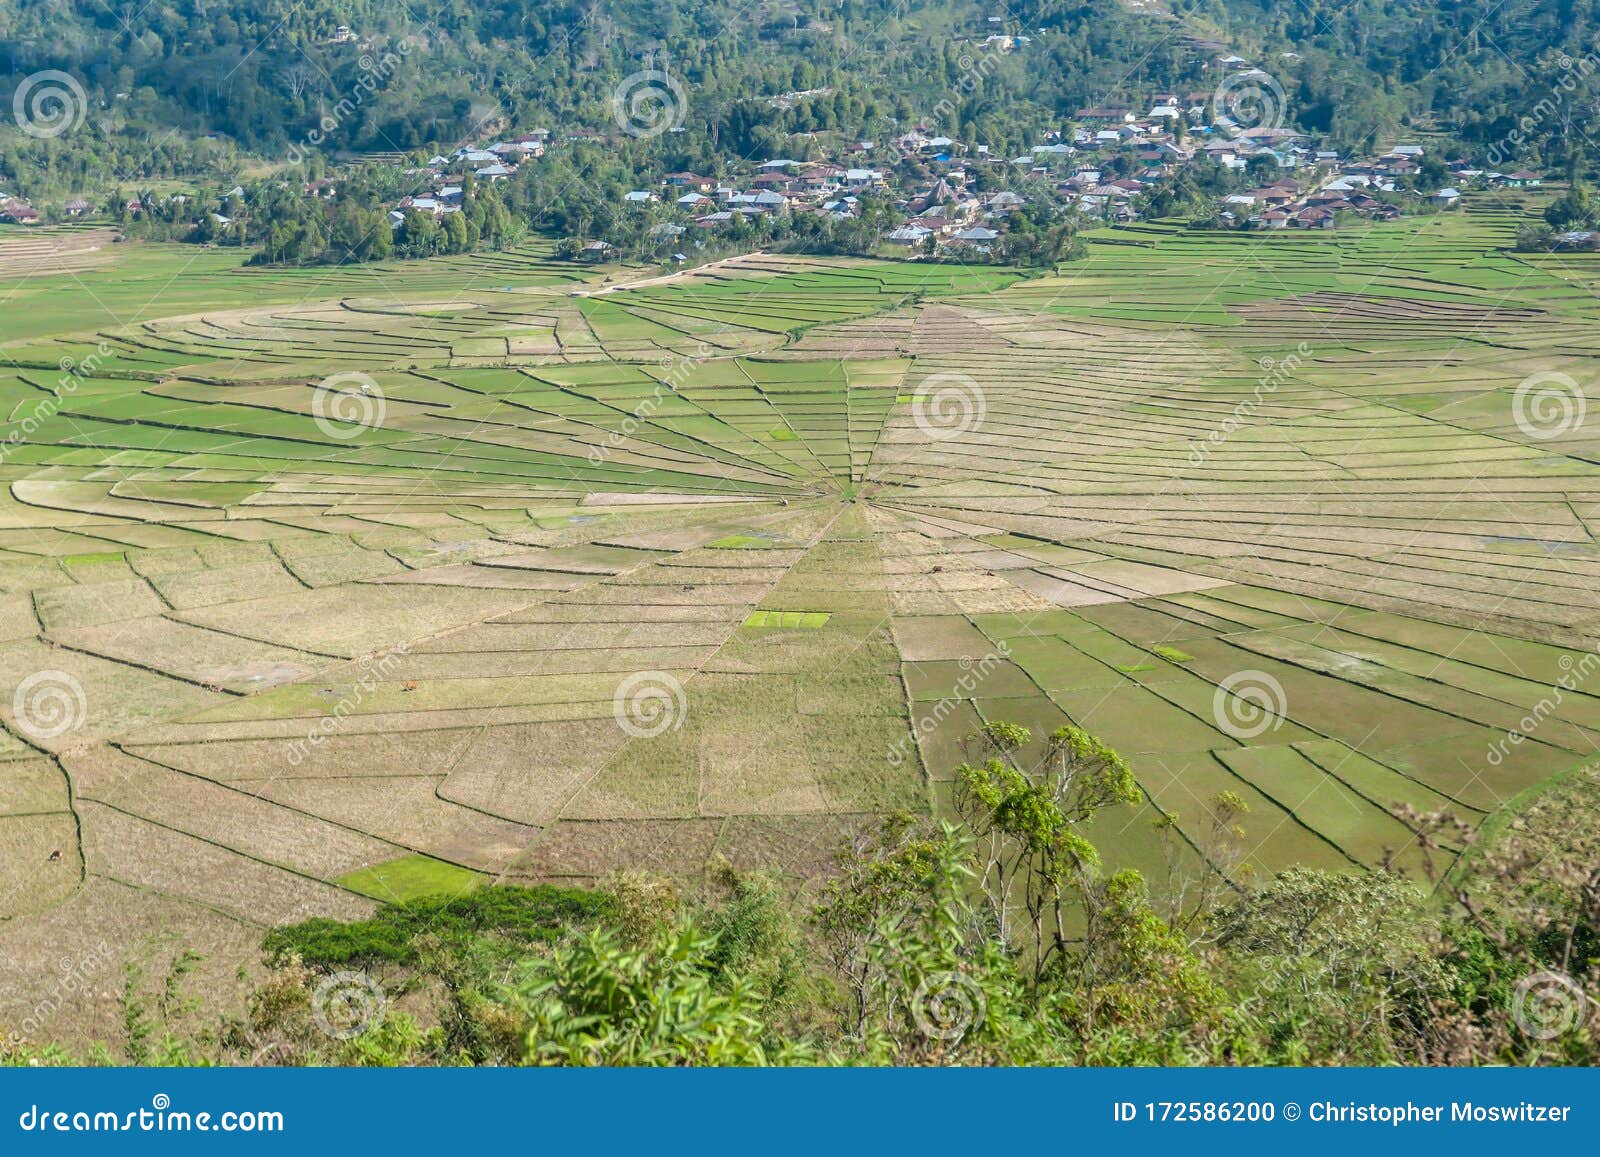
[1075,107,1134,127]
[398,196,445,216]
[906,214,952,237]
[1553,230,1600,251]
[843,168,885,190]
[664,173,716,193]
[796,164,844,193]
[887,224,932,246]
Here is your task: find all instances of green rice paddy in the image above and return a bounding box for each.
[3,199,1597,994]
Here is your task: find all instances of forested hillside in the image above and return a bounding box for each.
[1207,0,1600,158]
[5,1,1598,194]
[0,1,1182,155]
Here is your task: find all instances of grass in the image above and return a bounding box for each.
[743,609,833,629]
[338,855,486,903]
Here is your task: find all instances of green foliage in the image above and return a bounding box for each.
[958,757,1103,876]
[1545,182,1597,230]
[118,949,207,1067]
[511,920,800,1066]
[1213,869,1446,1063]
[0,0,1191,171]
[954,722,1142,978]
[1073,869,1226,1040]
[701,865,809,1016]
[264,884,613,968]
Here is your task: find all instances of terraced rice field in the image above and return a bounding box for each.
[0,225,122,281]
[4,201,1600,1039]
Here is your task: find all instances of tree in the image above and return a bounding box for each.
[441,210,469,254]
[953,722,1140,981]
[813,815,948,1041]
[1156,790,1253,940]
[1546,182,1596,230]
[1214,869,1446,1063]
[1075,869,1226,1043]
[812,816,1057,1065]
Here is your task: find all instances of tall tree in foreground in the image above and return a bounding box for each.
[952,722,1141,981]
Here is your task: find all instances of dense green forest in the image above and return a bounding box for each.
[5,0,1600,175]
[6,725,1595,1068]
[1205,0,1600,159]
[0,0,1188,164]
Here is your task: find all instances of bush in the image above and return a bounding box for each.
[264,884,613,968]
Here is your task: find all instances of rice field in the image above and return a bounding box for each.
[3,202,1599,1042]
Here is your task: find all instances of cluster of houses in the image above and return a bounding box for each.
[613,158,1036,254]
[1220,173,1402,229]
[1213,145,1548,229]
[388,134,550,226]
[643,164,884,217]
[0,40,1557,253]
[363,33,1555,247]
[604,118,1554,252]
[620,128,1164,250]
[300,47,1556,249]
[0,194,95,224]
